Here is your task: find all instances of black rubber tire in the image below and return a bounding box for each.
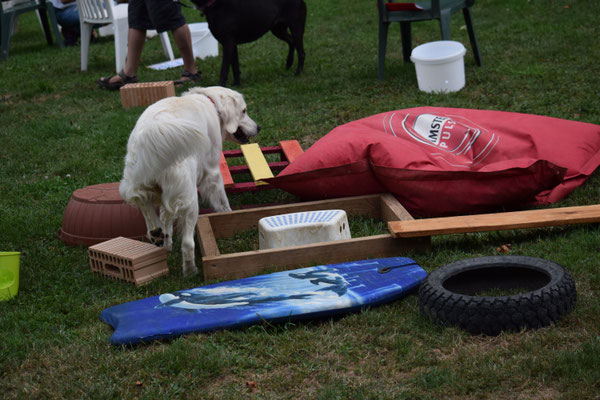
[418,256,576,335]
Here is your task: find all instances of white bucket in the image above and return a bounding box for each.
[410,40,466,93]
[189,23,219,59]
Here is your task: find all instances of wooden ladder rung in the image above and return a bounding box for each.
[280,140,304,164]
[219,153,234,188]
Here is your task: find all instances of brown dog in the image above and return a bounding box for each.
[190,0,307,86]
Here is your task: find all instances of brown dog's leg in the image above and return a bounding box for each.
[219,40,235,86]
[270,23,295,70]
[232,45,241,86]
[292,1,307,75]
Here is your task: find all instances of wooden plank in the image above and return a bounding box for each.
[380,193,414,222]
[388,205,600,238]
[218,153,234,188]
[196,216,220,257]
[241,143,274,184]
[279,140,304,163]
[228,161,287,175]
[222,146,282,158]
[202,235,430,280]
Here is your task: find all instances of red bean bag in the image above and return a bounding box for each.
[269,107,600,217]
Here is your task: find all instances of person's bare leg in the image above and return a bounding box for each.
[107,28,147,84]
[172,24,197,77]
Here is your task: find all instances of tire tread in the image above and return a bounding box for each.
[418,256,577,335]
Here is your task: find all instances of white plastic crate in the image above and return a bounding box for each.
[258,210,351,250]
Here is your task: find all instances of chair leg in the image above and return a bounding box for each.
[463,7,481,66]
[44,2,64,48]
[113,18,128,73]
[439,8,452,40]
[159,32,175,61]
[37,8,53,45]
[378,21,389,80]
[400,22,412,62]
[1,13,16,60]
[80,22,93,71]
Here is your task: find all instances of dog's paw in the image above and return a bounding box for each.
[163,234,173,251]
[149,228,165,247]
[182,264,198,277]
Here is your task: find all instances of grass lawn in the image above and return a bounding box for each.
[1,0,599,398]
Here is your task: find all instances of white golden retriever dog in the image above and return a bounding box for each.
[119,86,260,276]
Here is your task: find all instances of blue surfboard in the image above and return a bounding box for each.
[100,257,427,346]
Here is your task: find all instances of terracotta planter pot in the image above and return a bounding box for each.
[58,183,148,247]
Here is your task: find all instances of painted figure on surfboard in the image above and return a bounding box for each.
[156,269,349,310]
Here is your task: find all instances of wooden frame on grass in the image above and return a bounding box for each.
[196,193,430,280]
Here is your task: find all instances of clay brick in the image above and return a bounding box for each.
[120,81,175,108]
[88,237,168,285]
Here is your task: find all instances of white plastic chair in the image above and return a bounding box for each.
[1,0,64,60]
[76,0,174,73]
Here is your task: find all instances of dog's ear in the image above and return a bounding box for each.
[214,93,241,135]
[190,87,242,135]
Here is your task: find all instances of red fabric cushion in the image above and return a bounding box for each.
[269,107,600,217]
[385,3,423,12]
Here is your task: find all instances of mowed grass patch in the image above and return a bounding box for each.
[1,0,599,398]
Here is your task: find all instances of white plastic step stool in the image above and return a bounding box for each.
[258,210,351,249]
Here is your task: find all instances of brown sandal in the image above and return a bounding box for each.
[174,70,202,86]
[97,70,138,91]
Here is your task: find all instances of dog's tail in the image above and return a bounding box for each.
[131,116,211,177]
[299,1,307,35]
[120,115,213,209]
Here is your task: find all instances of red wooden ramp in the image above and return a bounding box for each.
[219,140,303,194]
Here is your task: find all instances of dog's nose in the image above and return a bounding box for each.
[256,125,261,133]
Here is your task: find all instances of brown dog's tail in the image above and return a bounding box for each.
[299,1,307,35]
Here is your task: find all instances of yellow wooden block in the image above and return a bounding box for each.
[241,143,274,185]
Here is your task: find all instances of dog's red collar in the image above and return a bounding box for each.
[204,94,216,107]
